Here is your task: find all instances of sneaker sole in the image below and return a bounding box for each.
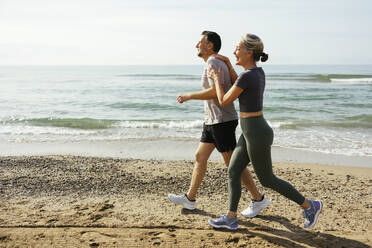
[208,221,238,230]
[306,201,323,228]
[167,195,196,210]
[241,199,271,218]
[182,204,196,210]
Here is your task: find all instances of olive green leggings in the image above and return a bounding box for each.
[228,116,305,212]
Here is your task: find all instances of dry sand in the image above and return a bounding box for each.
[0,156,371,247]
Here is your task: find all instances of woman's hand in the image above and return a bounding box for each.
[211,54,231,66]
[212,54,237,84]
[207,65,222,84]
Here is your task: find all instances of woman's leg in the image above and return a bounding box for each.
[244,120,305,206]
[228,134,251,215]
[249,143,305,205]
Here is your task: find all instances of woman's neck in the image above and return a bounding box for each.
[243,61,257,71]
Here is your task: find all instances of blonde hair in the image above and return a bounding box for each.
[241,33,268,62]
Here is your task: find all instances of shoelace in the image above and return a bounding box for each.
[248,201,259,210]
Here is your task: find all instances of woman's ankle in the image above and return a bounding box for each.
[227,211,237,219]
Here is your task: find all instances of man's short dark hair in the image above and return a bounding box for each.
[201,31,221,53]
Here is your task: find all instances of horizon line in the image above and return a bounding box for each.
[0,64,371,66]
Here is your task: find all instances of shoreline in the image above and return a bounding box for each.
[0,139,371,168]
[1,155,371,247]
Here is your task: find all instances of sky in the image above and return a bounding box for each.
[0,0,371,65]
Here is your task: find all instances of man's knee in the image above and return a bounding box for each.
[195,152,209,165]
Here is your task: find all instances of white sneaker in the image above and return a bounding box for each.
[241,196,271,218]
[168,194,196,210]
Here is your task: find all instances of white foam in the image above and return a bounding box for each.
[267,121,294,129]
[115,120,204,129]
[330,78,372,83]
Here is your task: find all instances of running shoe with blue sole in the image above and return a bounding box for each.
[303,200,322,228]
[208,214,238,230]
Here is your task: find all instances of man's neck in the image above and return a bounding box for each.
[202,52,216,62]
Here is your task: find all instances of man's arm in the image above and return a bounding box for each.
[177,85,217,103]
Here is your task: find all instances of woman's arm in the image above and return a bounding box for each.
[207,65,243,107]
[211,54,238,83]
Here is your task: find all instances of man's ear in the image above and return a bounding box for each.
[207,42,214,52]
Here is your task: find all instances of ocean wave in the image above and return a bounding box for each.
[270,117,372,129]
[107,102,186,111]
[0,124,97,135]
[3,116,371,131]
[115,72,372,83]
[115,74,200,80]
[330,78,372,83]
[1,118,204,130]
[3,118,119,130]
[115,120,203,129]
[267,73,372,83]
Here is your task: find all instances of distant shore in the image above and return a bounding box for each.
[0,155,371,247]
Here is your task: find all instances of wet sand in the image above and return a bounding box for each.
[0,156,371,247]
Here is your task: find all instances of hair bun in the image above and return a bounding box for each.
[260,52,269,62]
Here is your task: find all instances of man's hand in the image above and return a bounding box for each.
[177,94,191,104]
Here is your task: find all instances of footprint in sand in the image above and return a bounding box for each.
[147,231,163,240]
[97,203,114,212]
[147,231,162,236]
[47,218,58,223]
[0,235,9,242]
[226,235,240,244]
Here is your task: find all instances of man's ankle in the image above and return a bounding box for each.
[185,194,196,202]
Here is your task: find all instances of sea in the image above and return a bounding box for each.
[0,65,371,157]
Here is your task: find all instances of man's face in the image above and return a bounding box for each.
[196,35,211,57]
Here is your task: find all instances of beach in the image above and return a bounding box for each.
[0,65,371,247]
[1,0,372,245]
[1,153,371,247]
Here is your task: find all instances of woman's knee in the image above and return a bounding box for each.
[258,174,276,189]
[228,166,241,181]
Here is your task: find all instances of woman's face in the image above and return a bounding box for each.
[233,41,252,66]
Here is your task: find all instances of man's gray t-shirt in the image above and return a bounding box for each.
[201,57,238,125]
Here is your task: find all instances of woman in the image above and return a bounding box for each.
[207,33,322,230]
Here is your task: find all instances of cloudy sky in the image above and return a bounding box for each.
[0,0,371,65]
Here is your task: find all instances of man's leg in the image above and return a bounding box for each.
[221,151,262,201]
[186,142,215,200]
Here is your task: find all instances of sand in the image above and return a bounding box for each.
[0,155,371,247]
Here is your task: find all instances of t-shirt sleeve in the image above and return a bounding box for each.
[234,72,250,90]
[207,59,223,87]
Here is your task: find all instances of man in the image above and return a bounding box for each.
[168,31,270,218]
